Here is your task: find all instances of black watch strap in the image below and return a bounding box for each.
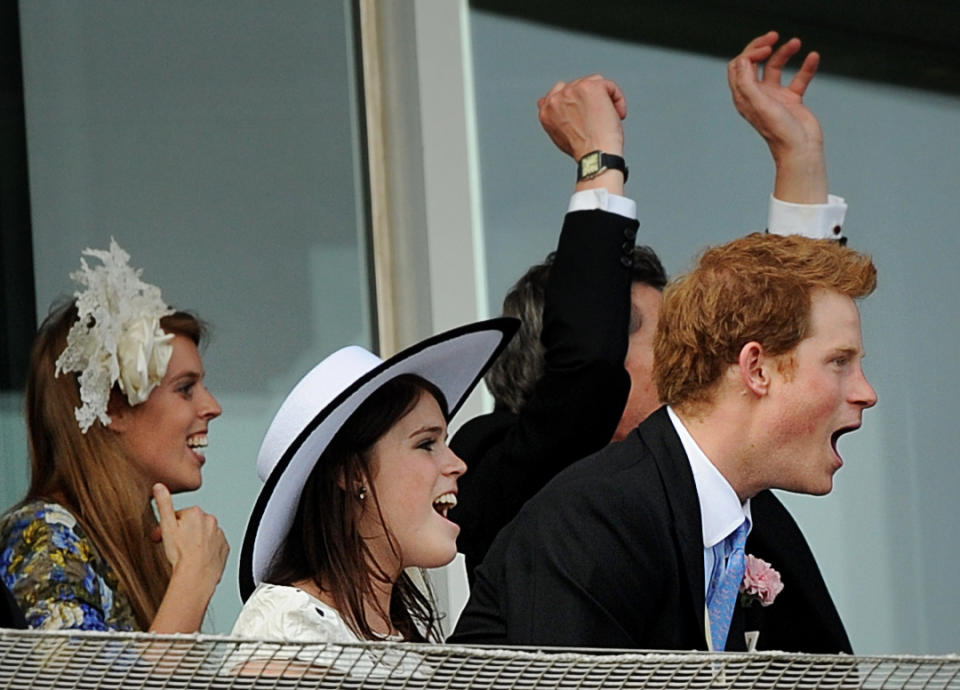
[577,150,629,183]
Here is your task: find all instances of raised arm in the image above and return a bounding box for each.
[538,74,628,195]
[535,73,637,392]
[728,31,827,204]
[450,75,638,579]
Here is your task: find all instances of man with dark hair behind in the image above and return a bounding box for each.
[450,31,849,593]
[483,246,666,419]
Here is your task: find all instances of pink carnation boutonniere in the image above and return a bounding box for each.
[740,555,784,607]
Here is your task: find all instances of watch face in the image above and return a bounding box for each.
[580,151,601,177]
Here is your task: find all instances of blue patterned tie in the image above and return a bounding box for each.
[707,520,748,651]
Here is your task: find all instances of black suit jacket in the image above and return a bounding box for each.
[449,407,851,653]
[450,209,637,580]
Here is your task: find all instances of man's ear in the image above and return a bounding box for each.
[738,341,771,397]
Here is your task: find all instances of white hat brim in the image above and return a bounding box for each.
[239,317,517,599]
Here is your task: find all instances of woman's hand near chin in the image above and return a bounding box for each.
[148,482,230,633]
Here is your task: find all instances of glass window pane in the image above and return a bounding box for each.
[10,0,373,630]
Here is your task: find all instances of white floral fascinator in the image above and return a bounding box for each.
[55,239,174,432]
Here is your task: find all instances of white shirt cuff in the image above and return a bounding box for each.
[768,194,847,240]
[567,189,637,220]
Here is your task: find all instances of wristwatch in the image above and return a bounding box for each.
[577,150,629,183]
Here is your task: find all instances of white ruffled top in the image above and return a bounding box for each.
[228,583,419,679]
[232,583,366,643]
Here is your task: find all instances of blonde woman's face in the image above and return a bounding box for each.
[111,335,222,494]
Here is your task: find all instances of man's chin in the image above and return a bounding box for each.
[806,473,835,496]
[778,472,834,496]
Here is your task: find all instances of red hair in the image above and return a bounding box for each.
[653,233,876,410]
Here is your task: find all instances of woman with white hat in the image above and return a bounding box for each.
[234,318,516,643]
[0,240,228,632]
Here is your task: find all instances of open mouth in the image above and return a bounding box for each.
[432,492,457,518]
[187,433,208,458]
[830,424,860,457]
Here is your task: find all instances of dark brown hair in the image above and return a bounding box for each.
[486,246,666,413]
[266,373,449,641]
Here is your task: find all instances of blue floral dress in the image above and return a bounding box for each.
[0,501,138,631]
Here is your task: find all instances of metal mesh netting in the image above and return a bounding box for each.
[1,629,958,689]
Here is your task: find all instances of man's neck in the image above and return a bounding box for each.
[673,402,762,503]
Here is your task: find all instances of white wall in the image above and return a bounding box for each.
[468,9,960,654]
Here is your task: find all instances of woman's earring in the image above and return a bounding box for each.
[358,486,367,501]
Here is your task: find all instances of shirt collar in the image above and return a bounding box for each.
[666,405,751,548]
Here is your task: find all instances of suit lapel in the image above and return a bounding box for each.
[746,490,853,653]
[638,407,708,647]
[635,411,850,654]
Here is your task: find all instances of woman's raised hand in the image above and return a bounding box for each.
[148,483,229,633]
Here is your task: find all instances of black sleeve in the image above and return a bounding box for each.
[451,210,637,578]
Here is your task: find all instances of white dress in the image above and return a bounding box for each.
[231,583,365,643]
[228,583,418,679]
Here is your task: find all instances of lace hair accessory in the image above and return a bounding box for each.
[55,239,174,433]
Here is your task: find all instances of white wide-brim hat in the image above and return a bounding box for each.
[239,317,518,600]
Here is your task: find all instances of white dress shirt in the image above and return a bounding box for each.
[666,406,751,600]
[567,189,847,241]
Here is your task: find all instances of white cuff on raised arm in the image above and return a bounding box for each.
[767,194,847,240]
[568,189,637,220]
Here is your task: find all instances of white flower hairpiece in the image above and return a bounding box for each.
[55,239,174,433]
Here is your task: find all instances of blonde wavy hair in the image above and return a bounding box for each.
[24,300,205,630]
[653,233,876,411]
